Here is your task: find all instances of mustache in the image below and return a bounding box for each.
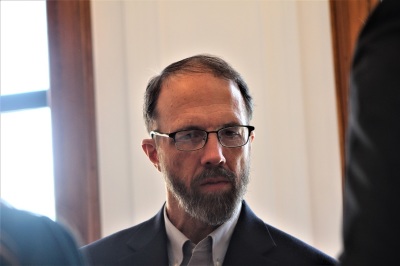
[192,167,237,185]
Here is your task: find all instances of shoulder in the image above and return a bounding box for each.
[0,203,84,265]
[81,209,165,265]
[265,223,337,265]
[231,201,337,265]
[81,223,144,253]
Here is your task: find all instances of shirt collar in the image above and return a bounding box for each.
[209,203,241,265]
[164,203,242,266]
[164,206,189,266]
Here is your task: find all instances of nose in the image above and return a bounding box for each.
[200,133,226,166]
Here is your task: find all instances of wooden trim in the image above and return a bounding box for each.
[329,0,379,187]
[47,0,101,244]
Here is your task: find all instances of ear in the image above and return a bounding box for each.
[250,131,255,143]
[142,138,161,171]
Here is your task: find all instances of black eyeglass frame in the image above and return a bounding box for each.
[150,125,255,151]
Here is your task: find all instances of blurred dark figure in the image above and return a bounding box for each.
[341,0,400,265]
[0,201,84,265]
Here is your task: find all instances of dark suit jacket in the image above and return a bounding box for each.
[0,202,84,265]
[82,201,336,265]
[340,1,400,265]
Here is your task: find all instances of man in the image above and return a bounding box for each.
[340,1,400,265]
[82,55,336,265]
[0,201,85,265]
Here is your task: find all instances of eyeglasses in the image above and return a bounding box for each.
[150,125,255,151]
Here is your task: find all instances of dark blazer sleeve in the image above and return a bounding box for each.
[341,1,400,265]
[0,203,84,265]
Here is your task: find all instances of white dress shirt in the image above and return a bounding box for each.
[164,203,241,266]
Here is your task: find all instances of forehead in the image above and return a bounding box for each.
[155,73,247,131]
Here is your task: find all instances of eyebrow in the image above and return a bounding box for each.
[172,122,243,132]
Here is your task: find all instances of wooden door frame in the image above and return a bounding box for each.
[329,0,379,187]
[47,0,101,245]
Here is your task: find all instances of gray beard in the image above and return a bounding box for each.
[164,165,249,226]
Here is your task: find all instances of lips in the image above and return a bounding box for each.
[200,177,232,186]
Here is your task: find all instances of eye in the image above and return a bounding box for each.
[221,127,242,138]
[175,130,204,142]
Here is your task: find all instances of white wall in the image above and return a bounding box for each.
[91,0,342,258]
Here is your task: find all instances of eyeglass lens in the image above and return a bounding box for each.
[174,126,250,151]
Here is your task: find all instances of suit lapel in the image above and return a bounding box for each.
[119,206,169,266]
[223,201,277,266]
[115,202,276,265]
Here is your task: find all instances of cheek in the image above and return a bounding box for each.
[227,149,251,179]
[227,148,248,167]
[169,156,183,172]
[161,150,198,177]
[157,146,176,173]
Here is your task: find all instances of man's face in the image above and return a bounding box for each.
[144,72,254,225]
